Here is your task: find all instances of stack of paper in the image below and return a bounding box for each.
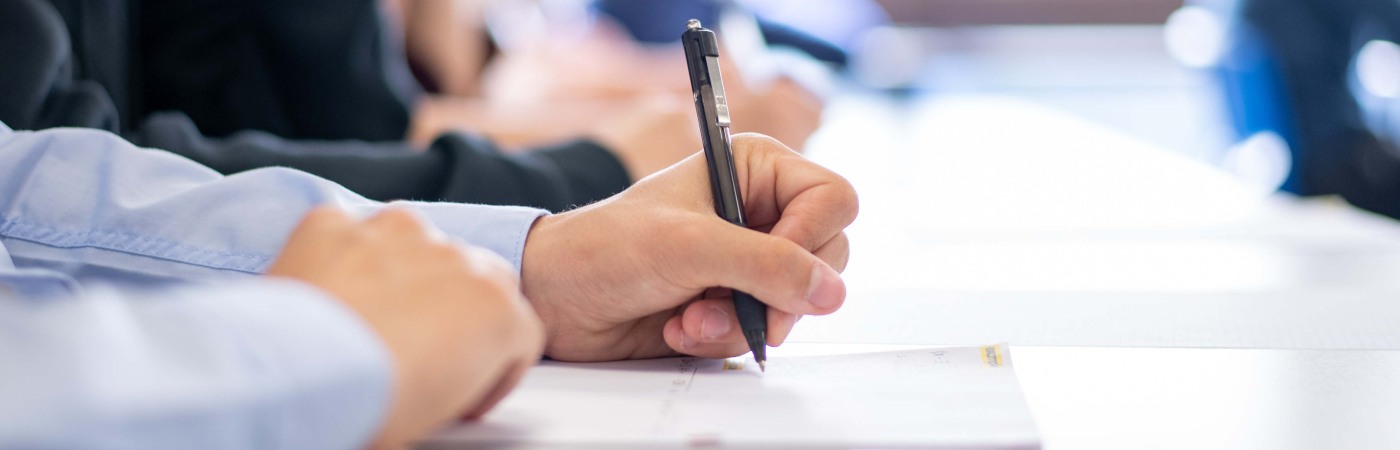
[425,344,1040,449]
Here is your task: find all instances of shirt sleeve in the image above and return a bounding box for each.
[0,122,547,286]
[0,279,393,450]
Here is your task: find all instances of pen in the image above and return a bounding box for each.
[682,19,768,371]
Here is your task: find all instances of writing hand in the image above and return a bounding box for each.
[523,134,857,361]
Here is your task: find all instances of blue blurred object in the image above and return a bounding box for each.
[1209,0,1400,218]
[1211,6,1300,192]
[593,0,849,68]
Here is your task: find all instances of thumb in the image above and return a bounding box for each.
[681,222,846,316]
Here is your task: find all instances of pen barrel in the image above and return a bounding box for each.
[682,28,721,92]
[732,290,768,350]
[701,116,745,224]
[684,21,767,362]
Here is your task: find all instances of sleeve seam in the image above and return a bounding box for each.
[0,218,271,273]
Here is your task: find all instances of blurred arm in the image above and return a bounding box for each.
[0,280,391,449]
[0,121,544,285]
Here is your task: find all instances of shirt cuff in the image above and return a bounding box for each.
[403,202,548,275]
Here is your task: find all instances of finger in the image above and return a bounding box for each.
[684,224,846,316]
[679,299,741,343]
[678,299,802,348]
[664,315,751,359]
[267,207,356,275]
[766,160,858,251]
[812,232,851,273]
[364,206,444,241]
[731,134,859,251]
[766,310,801,347]
[287,206,356,241]
[460,243,519,283]
[461,358,533,421]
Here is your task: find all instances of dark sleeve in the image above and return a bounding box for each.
[131,113,631,212]
[0,0,120,133]
[435,134,632,211]
[138,0,418,141]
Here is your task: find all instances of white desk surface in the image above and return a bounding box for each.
[792,93,1400,449]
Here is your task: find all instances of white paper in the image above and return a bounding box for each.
[425,344,1040,449]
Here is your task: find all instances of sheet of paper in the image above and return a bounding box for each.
[424,344,1040,449]
[789,290,1400,350]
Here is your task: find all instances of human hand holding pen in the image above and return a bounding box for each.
[521,134,857,361]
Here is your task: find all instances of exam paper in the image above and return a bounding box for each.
[424,344,1040,449]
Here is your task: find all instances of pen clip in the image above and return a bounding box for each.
[706,55,731,127]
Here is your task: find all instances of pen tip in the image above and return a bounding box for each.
[759,360,766,372]
[687,19,701,30]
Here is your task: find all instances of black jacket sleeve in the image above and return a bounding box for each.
[132,113,630,212]
[137,0,419,141]
[1,0,632,213]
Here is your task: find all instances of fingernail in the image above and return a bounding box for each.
[805,263,844,311]
[701,306,731,339]
[679,332,696,350]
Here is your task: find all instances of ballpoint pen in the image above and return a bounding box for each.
[682,19,768,371]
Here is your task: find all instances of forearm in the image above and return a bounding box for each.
[400,0,491,96]
[0,123,544,285]
[133,113,628,213]
[0,280,391,449]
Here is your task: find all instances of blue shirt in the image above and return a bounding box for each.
[0,122,547,449]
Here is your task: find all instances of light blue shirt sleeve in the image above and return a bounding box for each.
[0,122,552,448]
[0,123,547,287]
[0,280,393,450]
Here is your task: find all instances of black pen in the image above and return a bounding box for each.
[682,19,768,371]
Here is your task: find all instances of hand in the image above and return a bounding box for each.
[266,207,544,449]
[522,134,857,361]
[587,94,703,181]
[730,76,825,152]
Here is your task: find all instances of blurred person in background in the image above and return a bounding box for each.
[0,0,695,212]
[393,0,846,151]
[1216,0,1400,218]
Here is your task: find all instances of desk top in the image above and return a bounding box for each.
[1016,346,1400,450]
[807,93,1400,294]
[794,93,1400,449]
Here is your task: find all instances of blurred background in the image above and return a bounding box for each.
[463,0,1400,298]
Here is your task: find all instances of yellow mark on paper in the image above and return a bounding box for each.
[722,359,745,371]
[980,345,1003,367]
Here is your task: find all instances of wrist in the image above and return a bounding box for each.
[521,212,565,350]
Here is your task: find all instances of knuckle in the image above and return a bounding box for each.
[835,177,860,221]
[341,224,375,247]
[300,206,349,229]
[427,241,467,262]
[373,208,428,233]
[462,246,519,282]
[831,233,852,270]
[733,133,789,157]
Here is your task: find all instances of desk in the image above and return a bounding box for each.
[1016,347,1400,450]
[794,93,1400,448]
